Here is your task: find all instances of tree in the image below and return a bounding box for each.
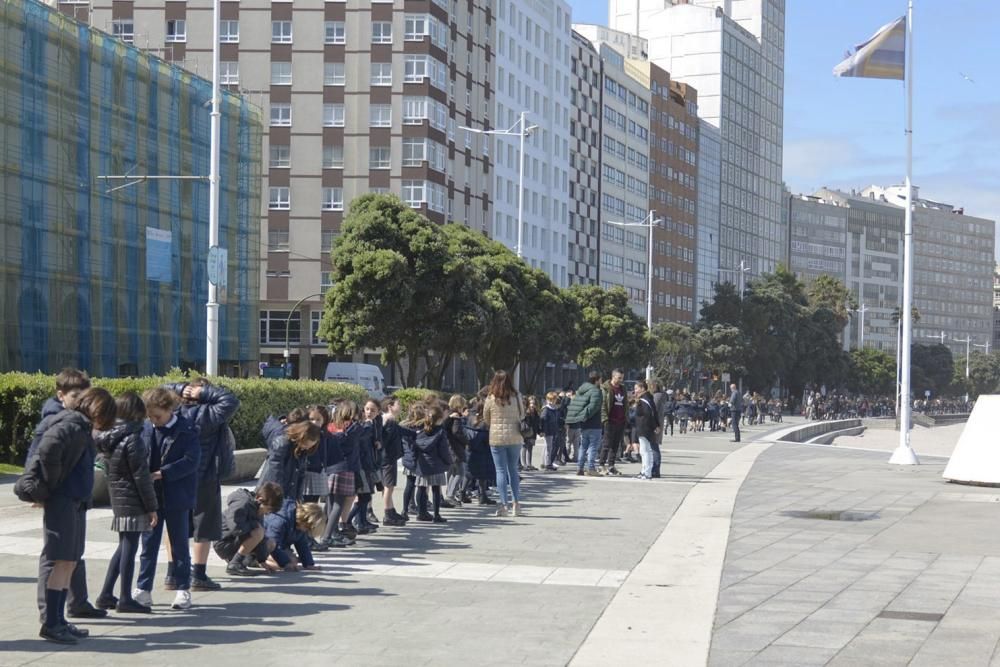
[953,351,1000,399]
[650,322,698,389]
[910,343,954,397]
[700,281,742,327]
[692,324,747,383]
[317,194,451,388]
[849,348,896,396]
[565,285,652,374]
[807,275,856,332]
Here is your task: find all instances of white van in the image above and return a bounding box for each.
[323,362,386,400]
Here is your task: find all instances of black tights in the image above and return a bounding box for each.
[322,494,349,541]
[101,531,141,603]
[402,475,416,514]
[416,486,443,517]
[348,493,373,526]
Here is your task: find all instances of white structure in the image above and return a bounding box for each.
[494,0,573,287]
[943,395,1000,485]
[610,0,786,293]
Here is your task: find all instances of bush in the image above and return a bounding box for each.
[391,388,440,414]
[0,372,367,464]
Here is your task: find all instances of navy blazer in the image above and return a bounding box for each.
[414,425,452,477]
[143,414,200,511]
[165,383,239,480]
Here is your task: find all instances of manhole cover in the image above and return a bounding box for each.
[877,610,944,622]
[780,510,879,522]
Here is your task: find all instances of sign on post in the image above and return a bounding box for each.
[208,245,228,303]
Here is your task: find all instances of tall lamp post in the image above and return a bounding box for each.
[606,210,662,381]
[974,340,991,355]
[461,112,537,390]
[851,302,868,349]
[283,292,327,379]
[205,0,222,376]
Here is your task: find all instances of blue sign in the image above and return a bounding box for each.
[146,227,173,282]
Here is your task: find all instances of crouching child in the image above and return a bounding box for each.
[264,501,325,571]
[213,482,284,576]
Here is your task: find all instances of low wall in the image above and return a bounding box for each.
[913,413,970,428]
[92,447,268,507]
[773,419,864,444]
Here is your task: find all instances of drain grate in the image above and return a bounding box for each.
[877,610,944,623]
[780,510,879,522]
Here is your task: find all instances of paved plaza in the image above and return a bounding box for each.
[2,417,999,666]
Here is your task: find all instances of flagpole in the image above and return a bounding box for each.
[890,0,918,465]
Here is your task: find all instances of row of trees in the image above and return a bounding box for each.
[317,195,650,390]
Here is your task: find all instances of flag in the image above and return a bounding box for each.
[833,16,906,80]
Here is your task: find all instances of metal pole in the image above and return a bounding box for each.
[283,292,326,380]
[205,0,222,376]
[890,0,918,465]
[646,211,654,381]
[513,111,527,393]
[859,303,867,349]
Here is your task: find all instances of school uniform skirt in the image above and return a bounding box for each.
[327,470,355,497]
[301,470,328,497]
[416,472,447,488]
[355,470,378,495]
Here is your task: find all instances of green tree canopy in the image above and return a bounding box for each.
[848,348,896,396]
[807,275,856,332]
[910,343,954,397]
[565,285,651,373]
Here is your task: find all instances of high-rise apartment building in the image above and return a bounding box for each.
[610,0,786,297]
[568,31,602,286]
[75,0,494,379]
[494,0,573,287]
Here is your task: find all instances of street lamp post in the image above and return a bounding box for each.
[974,340,991,355]
[283,292,327,379]
[606,210,661,381]
[460,112,537,391]
[852,302,868,349]
[719,261,751,299]
[205,0,222,376]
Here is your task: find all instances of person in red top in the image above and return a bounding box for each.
[598,370,627,476]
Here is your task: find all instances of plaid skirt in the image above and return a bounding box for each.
[302,470,328,497]
[416,472,447,488]
[327,470,355,497]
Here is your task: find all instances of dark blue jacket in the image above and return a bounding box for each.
[540,404,561,437]
[165,383,239,481]
[358,422,377,473]
[464,422,495,481]
[381,420,403,463]
[414,426,452,477]
[341,423,362,474]
[26,397,67,462]
[35,409,96,502]
[263,498,296,565]
[322,430,348,473]
[257,416,306,500]
[143,414,200,511]
[399,425,418,473]
[221,488,260,539]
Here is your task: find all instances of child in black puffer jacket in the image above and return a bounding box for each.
[95,393,158,613]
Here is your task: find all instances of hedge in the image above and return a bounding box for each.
[0,371,367,464]
[392,388,441,414]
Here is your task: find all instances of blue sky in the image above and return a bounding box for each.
[567,1,1000,260]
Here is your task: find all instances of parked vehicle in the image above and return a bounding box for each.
[323,363,386,399]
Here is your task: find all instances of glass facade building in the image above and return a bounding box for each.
[0,0,262,376]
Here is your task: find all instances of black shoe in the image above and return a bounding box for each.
[312,539,330,552]
[366,508,380,525]
[226,558,256,577]
[191,575,222,591]
[440,498,456,509]
[382,514,405,526]
[116,600,152,614]
[352,522,374,535]
[163,575,177,591]
[576,469,585,476]
[408,502,418,514]
[416,512,434,522]
[461,494,474,504]
[389,508,409,522]
[400,512,411,522]
[432,515,448,523]
[95,594,118,610]
[40,624,78,645]
[67,602,107,619]
[339,524,358,540]
[65,623,89,638]
[479,497,497,505]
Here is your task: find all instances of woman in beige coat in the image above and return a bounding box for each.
[483,370,524,517]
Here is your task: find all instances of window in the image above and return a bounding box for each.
[404,55,428,82]
[322,187,344,211]
[369,104,392,127]
[323,103,345,127]
[111,19,134,43]
[269,187,290,210]
[271,62,292,85]
[372,21,392,44]
[403,97,427,124]
[272,21,293,43]
[267,229,289,252]
[402,180,425,208]
[323,145,344,169]
[220,61,239,85]
[260,310,299,345]
[369,146,390,169]
[269,103,291,126]
[269,144,290,168]
[324,62,345,86]
[321,230,336,253]
[321,271,333,289]
[402,138,425,166]
[219,20,239,43]
[404,14,427,40]
[165,19,186,42]
[371,63,392,86]
[324,21,345,44]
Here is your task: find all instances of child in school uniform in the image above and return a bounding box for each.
[95,392,158,614]
[540,392,563,471]
[213,482,285,575]
[264,500,325,571]
[302,406,330,503]
[443,395,471,507]
[258,413,321,502]
[319,401,362,546]
[135,388,200,611]
[379,397,407,526]
[348,400,381,534]
[399,403,425,521]
[465,401,497,505]
[413,403,453,523]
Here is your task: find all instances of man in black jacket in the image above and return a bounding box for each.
[729,383,743,443]
[633,381,660,480]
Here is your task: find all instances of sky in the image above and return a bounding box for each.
[566,0,1000,262]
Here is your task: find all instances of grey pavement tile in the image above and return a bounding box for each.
[745,644,840,666]
[708,648,757,667]
[773,619,868,650]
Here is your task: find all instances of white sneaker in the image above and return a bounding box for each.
[171,590,192,610]
[133,588,153,607]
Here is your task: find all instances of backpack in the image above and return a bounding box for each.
[217,425,237,480]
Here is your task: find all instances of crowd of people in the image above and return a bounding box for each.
[19,366,765,645]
